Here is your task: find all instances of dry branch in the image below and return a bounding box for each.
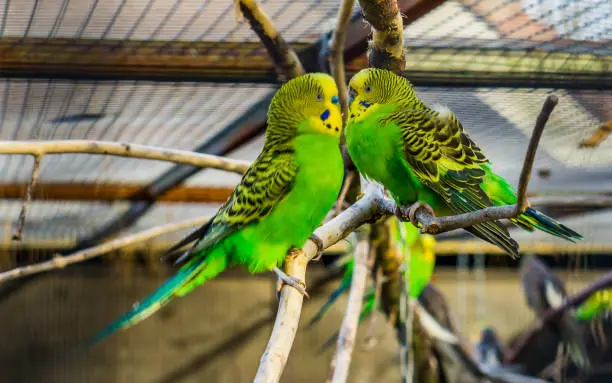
[235,0,305,80]
[12,154,41,241]
[254,185,385,383]
[357,0,405,72]
[393,95,558,235]
[0,217,208,283]
[0,140,250,174]
[329,226,371,383]
[329,0,356,125]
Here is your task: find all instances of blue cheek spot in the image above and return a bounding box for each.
[331,95,339,104]
[320,109,330,121]
[359,100,371,108]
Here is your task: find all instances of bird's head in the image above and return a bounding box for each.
[267,73,342,139]
[347,68,420,119]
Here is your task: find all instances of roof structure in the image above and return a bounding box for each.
[0,0,610,252]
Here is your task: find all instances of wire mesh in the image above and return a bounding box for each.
[0,0,609,245]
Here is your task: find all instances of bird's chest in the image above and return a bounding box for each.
[347,120,402,181]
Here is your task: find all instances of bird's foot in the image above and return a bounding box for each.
[356,192,365,201]
[309,234,325,261]
[395,201,436,227]
[274,267,309,299]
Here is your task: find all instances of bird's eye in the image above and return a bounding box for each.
[365,86,372,93]
[316,93,324,101]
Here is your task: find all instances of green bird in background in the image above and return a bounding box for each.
[309,218,436,327]
[576,288,612,321]
[345,68,582,258]
[89,73,345,344]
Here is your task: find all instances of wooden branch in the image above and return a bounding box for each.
[330,226,371,383]
[399,244,414,383]
[579,120,612,148]
[329,0,356,125]
[0,217,208,283]
[0,140,250,174]
[357,0,405,72]
[0,183,235,203]
[235,0,305,80]
[254,184,385,383]
[394,95,558,235]
[506,270,612,364]
[12,155,41,241]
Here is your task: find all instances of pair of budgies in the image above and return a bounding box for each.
[309,218,436,330]
[90,69,581,344]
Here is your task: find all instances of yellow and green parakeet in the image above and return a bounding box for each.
[576,288,612,321]
[90,73,345,344]
[345,68,581,258]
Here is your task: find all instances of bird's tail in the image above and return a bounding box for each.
[86,251,227,347]
[512,208,583,242]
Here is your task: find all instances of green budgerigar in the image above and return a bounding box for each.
[576,288,612,321]
[89,73,345,344]
[345,68,582,258]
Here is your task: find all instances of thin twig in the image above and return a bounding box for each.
[330,226,371,383]
[0,217,208,283]
[254,184,385,383]
[400,242,414,383]
[0,140,250,174]
[328,0,355,125]
[12,154,42,241]
[334,170,355,217]
[394,95,559,235]
[506,270,612,364]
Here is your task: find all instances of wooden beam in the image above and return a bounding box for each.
[0,182,233,203]
[2,36,608,88]
[0,37,310,83]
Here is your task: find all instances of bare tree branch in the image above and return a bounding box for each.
[234,0,305,80]
[329,226,371,383]
[253,185,385,383]
[0,140,250,174]
[329,0,355,125]
[0,217,208,283]
[394,95,559,235]
[334,170,356,217]
[12,154,41,241]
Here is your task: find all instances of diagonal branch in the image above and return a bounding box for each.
[506,270,612,364]
[394,95,558,235]
[0,217,208,283]
[0,140,250,174]
[235,0,305,80]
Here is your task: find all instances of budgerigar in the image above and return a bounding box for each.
[89,73,345,344]
[576,289,612,321]
[345,68,581,258]
[309,219,436,327]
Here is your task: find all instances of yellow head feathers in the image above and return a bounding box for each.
[347,68,421,119]
[267,73,342,138]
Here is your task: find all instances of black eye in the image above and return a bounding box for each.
[365,86,372,93]
[316,93,324,101]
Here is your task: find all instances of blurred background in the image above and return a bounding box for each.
[0,0,610,382]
